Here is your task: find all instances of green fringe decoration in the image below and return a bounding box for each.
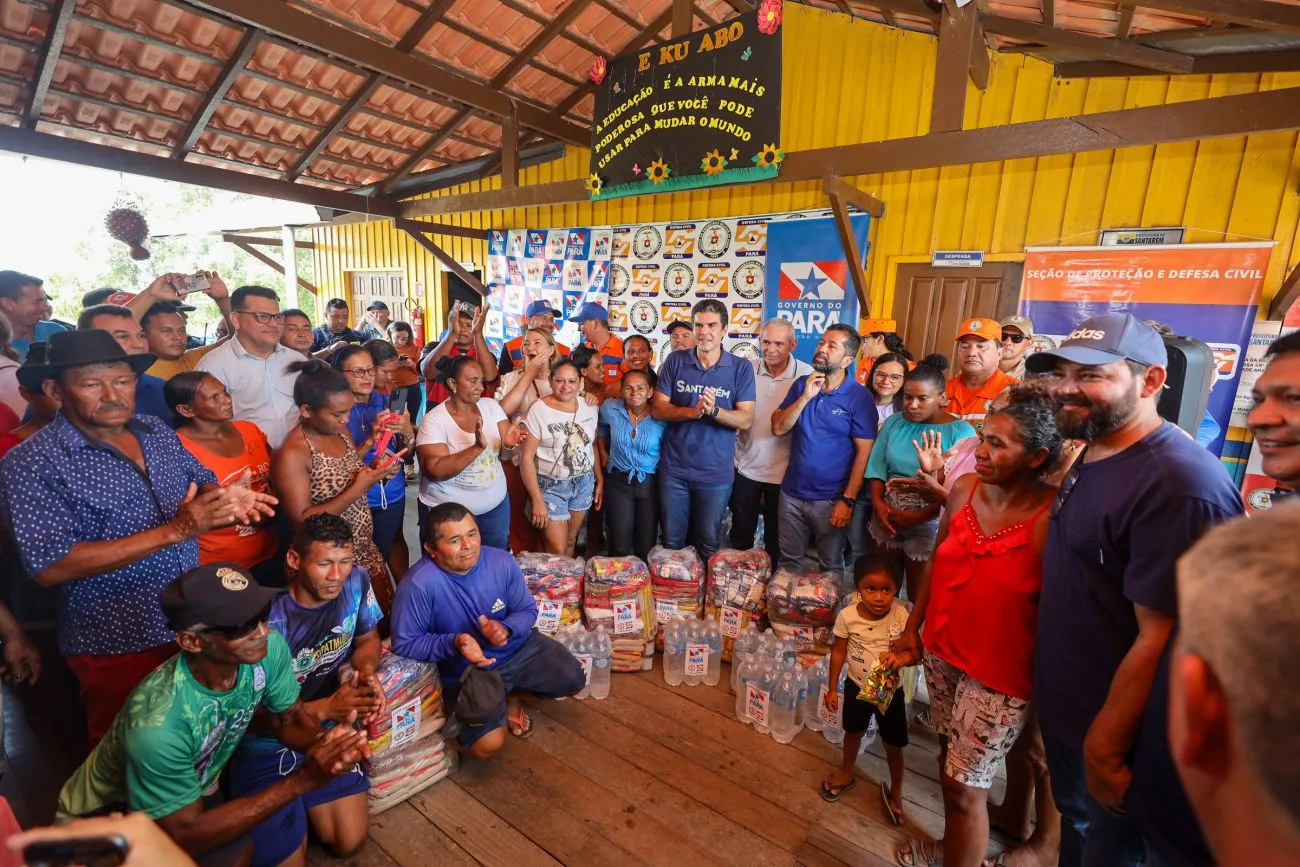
[591,163,781,201]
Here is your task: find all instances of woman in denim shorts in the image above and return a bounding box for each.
[520,358,603,556]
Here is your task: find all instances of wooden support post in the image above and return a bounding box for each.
[230,241,320,296]
[24,0,76,130]
[672,0,694,37]
[219,234,317,249]
[1267,263,1300,320]
[282,225,297,302]
[823,180,872,316]
[501,102,519,189]
[396,219,488,296]
[824,175,885,218]
[932,2,978,133]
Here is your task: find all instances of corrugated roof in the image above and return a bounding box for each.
[0,0,1283,199]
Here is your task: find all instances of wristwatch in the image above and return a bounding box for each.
[838,496,856,508]
[708,405,721,420]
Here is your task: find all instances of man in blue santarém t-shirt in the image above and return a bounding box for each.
[230,515,385,867]
[771,324,876,577]
[1027,313,1243,867]
[391,503,584,760]
[651,299,757,559]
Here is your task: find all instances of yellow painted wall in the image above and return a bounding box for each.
[311,3,1300,324]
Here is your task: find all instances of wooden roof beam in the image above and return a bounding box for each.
[1056,48,1300,77]
[395,219,487,296]
[1115,4,1135,38]
[0,125,401,216]
[1267,263,1300,320]
[173,30,260,159]
[182,0,589,145]
[980,14,1194,73]
[1042,0,1055,28]
[402,86,1300,218]
[1115,0,1300,33]
[221,233,317,249]
[229,240,320,295]
[23,0,77,130]
[673,0,694,37]
[932,1,987,133]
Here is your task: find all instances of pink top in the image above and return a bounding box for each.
[924,485,1049,700]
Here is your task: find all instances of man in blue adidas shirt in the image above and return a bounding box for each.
[391,502,584,759]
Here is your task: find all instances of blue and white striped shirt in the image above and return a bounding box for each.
[598,399,666,483]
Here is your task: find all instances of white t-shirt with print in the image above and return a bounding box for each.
[525,398,598,481]
[415,398,508,512]
[833,599,910,687]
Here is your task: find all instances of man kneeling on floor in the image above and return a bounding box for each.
[56,563,370,867]
[391,501,585,758]
[228,514,386,866]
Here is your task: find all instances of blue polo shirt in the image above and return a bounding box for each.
[656,348,756,484]
[780,375,877,501]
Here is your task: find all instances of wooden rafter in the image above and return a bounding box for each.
[374,0,594,194]
[286,0,455,181]
[981,14,1194,74]
[230,240,320,295]
[1056,48,1300,77]
[862,0,941,28]
[501,102,519,189]
[1267,263,1300,320]
[833,0,853,13]
[173,30,260,159]
[23,0,77,130]
[183,0,589,145]
[824,182,871,315]
[0,125,401,215]
[1116,5,1135,38]
[395,219,488,296]
[552,7,675,122]
[220,234,317,249]
[403,86,1300,218]
[1115,0,1300,33]
[932,1,984,133]
[673,0,695,37]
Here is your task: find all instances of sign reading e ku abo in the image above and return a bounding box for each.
[587,1,784,200]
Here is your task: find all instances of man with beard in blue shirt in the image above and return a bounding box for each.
[391,503,584,759]
[1027,313,1242,867]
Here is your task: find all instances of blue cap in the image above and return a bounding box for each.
[524,299,560,318]
[572,301,608,324]
[1026,312,1167,374]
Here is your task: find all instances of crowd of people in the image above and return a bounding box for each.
[0,265,1296,867]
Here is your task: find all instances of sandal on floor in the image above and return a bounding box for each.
[506,708,534,739]
[914,708,933,728]
[819,777,856,802]
[897,838,940,867]
[881,780,903,826]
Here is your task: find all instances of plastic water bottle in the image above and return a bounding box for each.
[703,619,722,687]
[752,663,775,735]
[573,629,593,700]
[683,620,705,687]
[770,671,800,744]
[662,616,685,687]
[821,670,846,745]
[734,651,763,724]
[589,626,611,700]
[804,657,826,733]
[730,621,759,694]
[792,660,809,730]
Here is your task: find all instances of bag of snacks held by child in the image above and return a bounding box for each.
[517,552,584,635]
[857,660,901,713]
[766,569,842,664]
[584,556,654,672]
[705,548,772,661]
[648,546,705,650]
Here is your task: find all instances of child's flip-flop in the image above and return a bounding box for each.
[819,777,856,802]
[881,780,904,826]
[897,838,940,867]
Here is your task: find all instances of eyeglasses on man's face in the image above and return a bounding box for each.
[236,310,285,324]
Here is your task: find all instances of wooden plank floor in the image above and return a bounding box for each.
[308,666,1017,867]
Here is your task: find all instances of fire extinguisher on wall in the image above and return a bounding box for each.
[408,296,425,348]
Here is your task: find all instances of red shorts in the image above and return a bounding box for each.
[66,643,179,750]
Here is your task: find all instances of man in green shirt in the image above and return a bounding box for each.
[58,562,371,867]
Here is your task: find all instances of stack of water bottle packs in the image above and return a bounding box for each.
[660,615,723,688]
[647,546,706,650]
[555,624,612,700]
[340,651,456,814]
[705,548,773,660]
[583,555,656,672]
[517,552,584,635]
[766,569,843,663]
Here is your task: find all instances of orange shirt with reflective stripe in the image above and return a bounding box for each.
[945,368,1019,429]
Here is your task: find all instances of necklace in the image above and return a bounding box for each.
[628,405,648,439]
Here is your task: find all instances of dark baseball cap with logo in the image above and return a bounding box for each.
[442,666,507,740]
[1026,312,1168,374]
[160,562,282,632]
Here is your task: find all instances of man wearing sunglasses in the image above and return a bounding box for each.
[999,315,1034,380]
[1026,313,1243,867]
[57,562,370,867]
[198,285,306,449]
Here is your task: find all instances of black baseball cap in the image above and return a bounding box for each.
[443,666,506,740]
[366,300,389,311]
[1026,312,1168,374]
[666,320,691,335]
[160,562,281,631]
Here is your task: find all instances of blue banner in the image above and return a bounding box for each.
[765,215,870,366]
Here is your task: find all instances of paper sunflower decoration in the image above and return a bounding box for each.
[700,150,727,176]
[758,0,783,35]
[647,159,671,184]
[752,144,785,168]
[590,56,607,85]
[584,173,604,197]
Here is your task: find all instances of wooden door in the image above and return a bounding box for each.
[890,263,1023,361]
[348,270,405,321]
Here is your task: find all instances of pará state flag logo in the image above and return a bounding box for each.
[778,262,849,301]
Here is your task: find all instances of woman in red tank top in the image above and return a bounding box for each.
[887,386,1062,867]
